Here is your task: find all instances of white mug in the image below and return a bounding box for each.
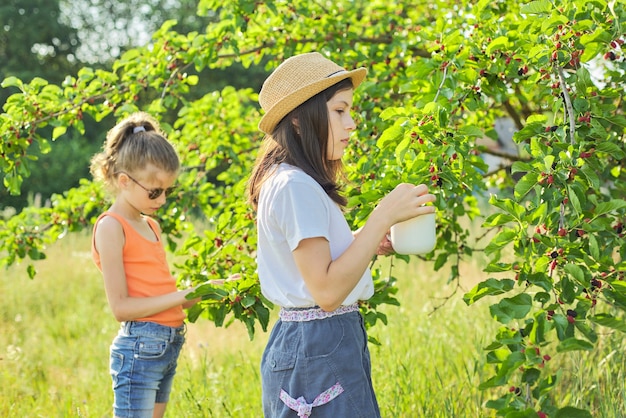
[390,212,436,255]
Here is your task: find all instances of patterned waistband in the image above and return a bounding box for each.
[279,303,359,322]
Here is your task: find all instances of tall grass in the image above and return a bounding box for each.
[1,232,625,417]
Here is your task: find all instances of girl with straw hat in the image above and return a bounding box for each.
[248,52,436,417]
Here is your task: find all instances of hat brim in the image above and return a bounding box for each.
[258,67,367,134]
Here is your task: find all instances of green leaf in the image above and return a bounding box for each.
[27,264,36,279]
[52,126,67,140]
[567,185,582,213]
[489,196,525,219]
[527,273,553,292]
[185,303,203,323]
[521,368,541,384]
[478,351,525,389]
[185,74,199,85]
[484,228,519,255]
[504,408,541,418]
[422,101,440,116]
[1,76,24,89]
[376,124,403,149]
[513,122,545,142]
[433,252,448,271]
[463,278,515,305]
[588,313,626,333]
[255,304,271,331]
[483,213,515,227]
[520,0,552,14]
[574,320,597,344]
[511,161,533,174]
[588,233,600,260]
[514,173,537,200]
[602,282,626,311]
[554,406,593,418]
[556,338,594,352]
[580,164,600,190]
[563,263,585,284]
[484,262,514,273]
[489,293,533,324]
[457,125,484,137]
[529,313,547,344]
[486,36,510,55]
[379,107,407,120]
[572,98,589,113]
[594,199,626,217]
[606,114,626,129]
[241,294,256,308]
[395,136,411,164]
[543,155,555,172]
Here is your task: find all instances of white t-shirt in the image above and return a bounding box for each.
[256,163,374,308]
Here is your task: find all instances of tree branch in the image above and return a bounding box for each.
[503,99,524,131]
[433,64,448,103]
[557,66,576,145]
[481,147,527,162]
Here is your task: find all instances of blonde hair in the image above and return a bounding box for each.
[90,112,180,190]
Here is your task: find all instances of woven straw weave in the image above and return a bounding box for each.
[258,52,367,134]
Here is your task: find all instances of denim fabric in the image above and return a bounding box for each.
[110,321,185,418]
[261,311,380,417]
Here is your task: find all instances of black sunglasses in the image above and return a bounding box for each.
[124,173,175,200]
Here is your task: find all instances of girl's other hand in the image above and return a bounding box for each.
[377,232,395,256]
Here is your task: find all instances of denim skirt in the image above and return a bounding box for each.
[261,307,381,417]
[109,321,186,418]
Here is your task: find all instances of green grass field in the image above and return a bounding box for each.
[1,232,625,417]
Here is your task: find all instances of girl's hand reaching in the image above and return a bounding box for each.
[204,273,242,286]
[184,274,242,307]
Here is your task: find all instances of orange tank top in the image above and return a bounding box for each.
[91,212,185,327]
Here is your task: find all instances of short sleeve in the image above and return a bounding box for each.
[271,179,331,251]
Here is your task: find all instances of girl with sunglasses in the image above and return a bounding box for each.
[90,111,197,418]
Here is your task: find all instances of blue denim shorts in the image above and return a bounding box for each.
[110,321,186,418]
[261,309,381,417]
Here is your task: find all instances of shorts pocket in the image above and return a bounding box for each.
[136,337,168,360]
[265,350,296,372]
[262,349,297,415]
[110,352,124,386]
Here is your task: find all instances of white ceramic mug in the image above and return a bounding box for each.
[390,212,436,255]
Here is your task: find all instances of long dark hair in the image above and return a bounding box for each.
[248,78,354,210]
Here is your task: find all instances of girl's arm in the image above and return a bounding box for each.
[293,183,435,312]
[353,227,395,256]
[95,216,196,322]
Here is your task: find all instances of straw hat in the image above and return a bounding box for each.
[258,52,367,134]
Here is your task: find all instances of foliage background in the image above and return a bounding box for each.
[4,232,626,417]
[1,0,625,416]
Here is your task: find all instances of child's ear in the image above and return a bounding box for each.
[291,117,300,134]
[117,172,130,189]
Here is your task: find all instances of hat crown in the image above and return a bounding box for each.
[259,52,346,112]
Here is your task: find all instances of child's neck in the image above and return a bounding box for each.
[109,200,143,222]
